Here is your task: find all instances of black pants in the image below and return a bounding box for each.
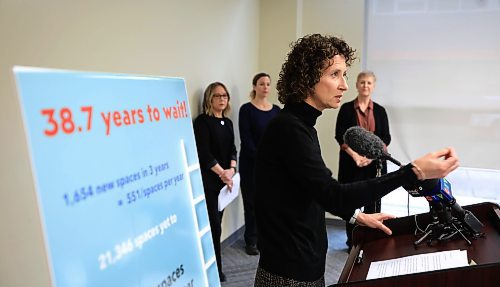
[240,169,257,247]
[205,188,224,275]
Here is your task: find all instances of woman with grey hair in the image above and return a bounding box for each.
[335,70,391,252]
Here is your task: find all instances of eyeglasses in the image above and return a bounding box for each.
[213,94,229,100]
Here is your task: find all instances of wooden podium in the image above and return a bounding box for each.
[333,202,500,286]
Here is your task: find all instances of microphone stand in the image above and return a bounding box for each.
[374,159,382,213]
[414,201,483,246]
[383,154,402,167]
[371,149,485,247]
[376,159,382,177]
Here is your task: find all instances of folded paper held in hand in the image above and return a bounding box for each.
[218,173,240,211]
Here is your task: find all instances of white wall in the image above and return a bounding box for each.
[366,0,500,216]
[0,1,259,285]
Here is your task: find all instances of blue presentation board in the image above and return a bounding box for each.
[14,67,220,287]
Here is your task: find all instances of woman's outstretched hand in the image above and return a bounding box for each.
[412,147,459,180]
[355,212,396,235]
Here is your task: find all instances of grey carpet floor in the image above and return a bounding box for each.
[220,220,349,286]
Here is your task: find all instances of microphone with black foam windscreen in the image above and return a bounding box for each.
[343,126,402,166]
[344,126,471,215]
[342,126,484,242]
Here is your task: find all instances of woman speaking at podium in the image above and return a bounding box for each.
[253,34,459,287]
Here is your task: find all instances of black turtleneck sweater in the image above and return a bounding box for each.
[254,101,417,282]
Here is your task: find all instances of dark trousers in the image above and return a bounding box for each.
[205,188,224,275]
[240,169,257,246]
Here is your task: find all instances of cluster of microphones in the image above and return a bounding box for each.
[343,127,484,245]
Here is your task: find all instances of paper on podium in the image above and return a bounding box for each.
[366,249,468,280]
[218,173,240,211]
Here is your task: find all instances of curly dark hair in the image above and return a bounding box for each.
[276,34,357,105]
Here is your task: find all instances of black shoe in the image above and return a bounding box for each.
[245,244,259,255]
[219,271,226,282]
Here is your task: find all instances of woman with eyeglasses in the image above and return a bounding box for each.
[238,73,281,256]
[193,82,237,282]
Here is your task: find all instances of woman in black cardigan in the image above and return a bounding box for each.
[335,71,391,251]
[193,82,237,282]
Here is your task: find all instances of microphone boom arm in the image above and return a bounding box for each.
[381,154,402,167]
